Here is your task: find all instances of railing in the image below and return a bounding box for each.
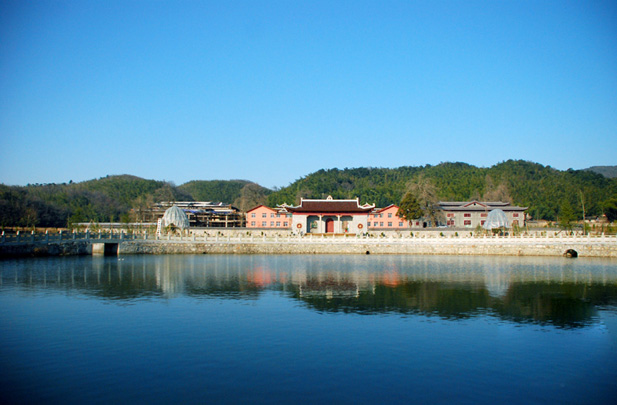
[0,230,138,244]
[1,230,616,245]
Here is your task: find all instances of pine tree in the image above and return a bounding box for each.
[398,192,423,222]
[558,200,575,231]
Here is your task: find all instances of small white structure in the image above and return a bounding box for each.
[482,209,510,230]
[161,205,190,230]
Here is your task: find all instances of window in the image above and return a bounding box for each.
[270,222,274,226]
[513,213,519,217]
[283,222,288,227]
[374,222,378,226]
[481,221,485,225]
[276,214,280,218]
[251,221,255,226]
[262,213,267,218]
[464,220,472,226]
[388,213,392,218]
[380,222,384,227]
[261,221,266,226]
[481,213,487,217]
[271,213,275,218]
[251,213,256,218]
[447,213,455,217]
[399,222,404,227]
[388,222,392,227]
[464,213,471,218]
[276,222,280,226]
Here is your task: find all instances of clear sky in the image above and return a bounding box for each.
[1,0,616,189]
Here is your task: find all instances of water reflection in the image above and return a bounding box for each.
[2,255,617,328]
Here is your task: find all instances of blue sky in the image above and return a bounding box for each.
[1,0,616,189]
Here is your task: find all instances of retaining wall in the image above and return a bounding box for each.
[0,241,91,258]
[118,237,617,258]
[2,235,615,258]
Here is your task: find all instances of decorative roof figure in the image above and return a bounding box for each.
[162,205,190,230]
[482,209,510,230]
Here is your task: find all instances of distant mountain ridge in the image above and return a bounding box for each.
[1,160,616,227]
[585,166,617,178]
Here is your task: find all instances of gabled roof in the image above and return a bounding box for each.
[285,196,375,213]
[246,205,277,213]
[462,201,488,208]
[439,201,527,212]
[375,204,399,213]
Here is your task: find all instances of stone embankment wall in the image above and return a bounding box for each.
[0,241,91,258]
[2,234,615,258]
[118,237,617,258]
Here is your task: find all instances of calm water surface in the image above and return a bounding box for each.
[1,254,617,404]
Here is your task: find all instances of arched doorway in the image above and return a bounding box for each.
[325,218,334,233]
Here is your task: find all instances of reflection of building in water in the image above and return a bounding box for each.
[294,269,376,299]
[482,265,510,298]
[155,257,186,297]
[246,267,277,287]
[4,256,617,328]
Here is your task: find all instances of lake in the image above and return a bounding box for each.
[1,254,617,404]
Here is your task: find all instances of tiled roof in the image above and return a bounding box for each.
[286,198,374,213]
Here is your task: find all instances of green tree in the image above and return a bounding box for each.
[397,192,423,223]
[558,200,576,231]
[604,197,617,222]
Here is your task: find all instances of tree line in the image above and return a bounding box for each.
[1,161,616,228]
[0,175,270,228]
[266,160,617,222]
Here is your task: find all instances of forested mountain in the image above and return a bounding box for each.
[1,161,616,228]
[0,176,269,228]
[266,161,617,221]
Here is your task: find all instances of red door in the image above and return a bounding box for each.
[325,219,334,233]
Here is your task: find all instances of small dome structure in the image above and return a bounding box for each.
[162,205,190,230]
[482,209,509,230]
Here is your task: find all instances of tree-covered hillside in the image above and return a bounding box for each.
[1,161,616,228]
[267,160,617,221]
[0,176,269,228]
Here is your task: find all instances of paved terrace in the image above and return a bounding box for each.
[1,230,616,258]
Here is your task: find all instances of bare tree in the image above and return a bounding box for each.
[483,175,511,202]
[233,183,267,212]
[405,174,444,227]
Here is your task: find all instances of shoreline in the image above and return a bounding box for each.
[2,235,615,258]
